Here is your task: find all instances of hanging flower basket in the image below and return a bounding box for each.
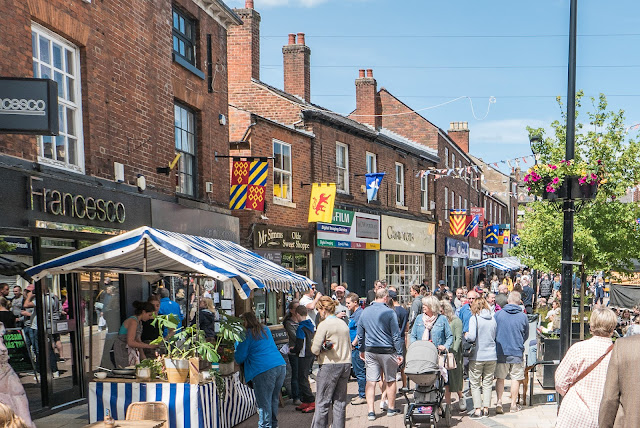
[525,160,604,201]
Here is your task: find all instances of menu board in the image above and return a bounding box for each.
[3,328,35,374]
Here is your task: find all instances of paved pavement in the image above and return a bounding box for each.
[34,376,558,428]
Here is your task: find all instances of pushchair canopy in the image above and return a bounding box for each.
[405,340,439,375]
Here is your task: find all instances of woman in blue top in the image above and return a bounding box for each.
[409,296,453,351]
[235,312,286,428]
[113,301,158,368]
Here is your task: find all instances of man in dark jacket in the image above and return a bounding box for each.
[290,305,316,412]
[494,291,528,414]
[521,276,535,314]
[283,299,300,405]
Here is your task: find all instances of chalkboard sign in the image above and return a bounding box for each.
[3,328,35,374]
[268,325,289,346]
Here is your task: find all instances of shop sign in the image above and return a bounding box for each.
[0,78,58,135]
[470,207,484,223]
[483,245,503,258]
[29,176,126,223]
[254,250,282,264]
[253,225,311,252]
[469,248,482,260]
[317,209,380,249]
[381,215,435,253]
[0,237,31,255]
[445,237,469,259]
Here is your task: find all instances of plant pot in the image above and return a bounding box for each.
[577,181,598,199]
[165,358,189,383]
[219,362,236,376]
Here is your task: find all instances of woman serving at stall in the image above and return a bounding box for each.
[113,301,159,368]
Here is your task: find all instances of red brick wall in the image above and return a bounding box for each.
[227,6,260,88]
[378,89,439,150]
[0,0,232,207]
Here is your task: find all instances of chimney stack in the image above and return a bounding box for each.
[283,33,311,101]
[353,68,381,129]
[448,122,470,153]
[227,1,261,86]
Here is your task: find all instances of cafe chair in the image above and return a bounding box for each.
[125,401,168,427]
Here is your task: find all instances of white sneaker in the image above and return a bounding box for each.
[53,371,60,379]
[380,400,388,410]
[458,399,467,411]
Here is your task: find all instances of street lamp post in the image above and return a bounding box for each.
[561,0,578,359]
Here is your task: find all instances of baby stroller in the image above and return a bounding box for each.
[401,340,451,427]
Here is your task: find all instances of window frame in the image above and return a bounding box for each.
[420,173,429,210]
[444,186,449,214]
[32,23,85,173]
[273,139,293,202]
[174,102,197,197]
[172,7,197,66]
[336,142,350,194]
[445,147,449,168]
[452,190,455,209]
[451,153,455,170]
[395,162,405,206]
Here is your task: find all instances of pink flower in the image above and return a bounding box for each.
[549,165,558,170]
[579,177,587,185]
[591,173,597,180]
[527,186,531,192]
[597,159,603,165]
[546,185,556,193]
[552,177,560,184]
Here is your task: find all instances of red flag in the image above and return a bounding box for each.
[465,215,478,237]
[231,161,250,185]
[246,184,265,211]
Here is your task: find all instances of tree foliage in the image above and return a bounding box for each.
[511,93,640,275]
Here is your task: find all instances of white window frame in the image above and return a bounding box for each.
[458,195,462,210]
[385,252,425,304]
[336,142,349,194]
[445,147,449,168]
[273,139,293,202]
[395,162,405,206]
[32,23,84,173]
[499,208,502,224]
[366,152,378,201]
[451,153,455,170]
[420,174,428,210]
[444,186,449,214]
[452,191,455,209]
[464,198,468,210]
[489,202,492,224]
[174,102,196,196]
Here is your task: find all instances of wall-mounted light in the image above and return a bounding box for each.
[136,174,146,192]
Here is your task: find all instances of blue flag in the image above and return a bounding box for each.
[464,215,479,237]
[485,224,499,244]
[365,173,385,202]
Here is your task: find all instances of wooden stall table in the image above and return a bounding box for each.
[84,421,165,428]
[88,372,256,428]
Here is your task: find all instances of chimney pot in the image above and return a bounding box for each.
[366,69,373,78]
[288,33,296,45]
[297,32,305,45]
[359,69,365,78]
[245,0,254,8]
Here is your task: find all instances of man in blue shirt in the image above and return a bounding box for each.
[459,290,479,333]
[346,293,366,404]
[158,287,183,337]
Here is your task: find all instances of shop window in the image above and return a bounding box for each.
[172,8,196,65]
[395,162,405,206]
[445,257,467,289]
[174,103,196,196]
[420,174,428,210]
[281,252,309,278]
[32,24,84,173]
[336,142,349,194]
[273,139,292,201]
[385,253,425,304]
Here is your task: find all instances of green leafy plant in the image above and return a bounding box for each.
[210,369,226,396]
[136,358,163,379]
[151,312,245,364]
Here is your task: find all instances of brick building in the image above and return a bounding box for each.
[227,1,440,321]
[0,0,240,413]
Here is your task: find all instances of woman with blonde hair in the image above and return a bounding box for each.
[555,307,617,428]
[441,301,466,411]
[464,297,497,419]
[409,296,453,350]
[310,296,351,428]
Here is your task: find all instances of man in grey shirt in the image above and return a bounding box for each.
[408,284,423,329]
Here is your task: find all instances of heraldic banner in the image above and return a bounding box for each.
[230,160,267,211]
[449,209,466,236]
[308,183,336,223]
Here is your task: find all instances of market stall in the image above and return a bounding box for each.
[467,256,525,272]
[26,226,314,428]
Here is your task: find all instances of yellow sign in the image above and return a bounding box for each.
[308,183,336,223]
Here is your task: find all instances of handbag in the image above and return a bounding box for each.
[438,351,457,370]
[462,315,478,359]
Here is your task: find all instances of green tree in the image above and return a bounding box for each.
[512,92,640,276]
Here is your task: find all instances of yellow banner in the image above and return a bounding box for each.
[308,183,336,223]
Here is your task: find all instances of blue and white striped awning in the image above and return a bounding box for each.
[467,256,525,272]
[25,226,314,299]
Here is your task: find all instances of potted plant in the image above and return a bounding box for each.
[136,357,163,380]
[151,312,245,383]
[524,159,606,201]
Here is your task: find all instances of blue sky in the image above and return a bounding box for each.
[227,0,640,165]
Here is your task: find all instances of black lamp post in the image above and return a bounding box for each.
[560,0,578,359]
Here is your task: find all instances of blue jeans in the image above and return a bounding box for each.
[351,349,365,398]
[253,364,286,428]
[288,354,300,400]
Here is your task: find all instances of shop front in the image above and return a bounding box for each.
[250,224,312,325]
[316,209,380,297]
[0,163,152,413]
[380,215,436,303]
[445,237,469,289]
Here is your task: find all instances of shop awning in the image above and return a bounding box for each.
[467,256,525,271]
[25,226,314,299]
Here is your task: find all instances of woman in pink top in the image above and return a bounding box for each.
[555,307,617,428]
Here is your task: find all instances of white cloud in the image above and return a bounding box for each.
[472,118,550,146]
